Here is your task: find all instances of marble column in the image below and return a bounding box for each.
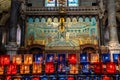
[99,19,105,45]
[0,27,2,46]
[107,0,120,62]
[21,15,26,47]
[7,0,20,60]
[108,0,118,43]
[9,0,20,44]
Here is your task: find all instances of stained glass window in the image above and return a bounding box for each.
[45,0,55,7]
[68,0,78,6]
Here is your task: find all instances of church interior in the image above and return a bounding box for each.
[0,0,120,80]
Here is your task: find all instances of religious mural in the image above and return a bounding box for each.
[26,17,98,47]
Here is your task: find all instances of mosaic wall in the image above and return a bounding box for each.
[26,17,98,47]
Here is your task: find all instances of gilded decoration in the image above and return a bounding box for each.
[26,17,98,47]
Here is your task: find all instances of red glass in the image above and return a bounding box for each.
[106,62,116,74]
[118,56,120,63]
[102,75,110,80]
[45,62,54,74]
[20,64,30,74]
[32,78,40,80]
[33,63,42,74]
[0,65,4,75]
[0,55,10,65]
[90,54,99,63]
[13,55,22,65]
[69,64,78,74]
[68,54,77,64]
[5,76,11,80]
[68,77,74,80]
[13,77,21,80]
[94,62,102,74]
[7,64,17,75]
[24,54,33,65]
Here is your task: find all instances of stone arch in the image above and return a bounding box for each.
[80,44,98,53]
[28,44,45,54]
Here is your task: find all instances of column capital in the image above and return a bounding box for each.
[108,23,117,28]
[107,41,120,50]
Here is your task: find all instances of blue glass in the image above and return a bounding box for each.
[77,76,85,80]
[80,53,88,63]
[50,76,56,80]
[59,77,66,80]
[24,77,30,80]
[35,54,43,63]
[46,54,54,62]
[86,77,89,80]
[97,77,101,80]
[41,77,48,80]
[58,63,66,73]
[82,64,89,73]
[113,53,120,63]
[58,54,66,63]
[102,54,110,63]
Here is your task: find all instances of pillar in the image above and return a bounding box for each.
[9,0,20,44]
[6,0,20,60]
[21,15,26,47]
[0,27,2,46]
[107,0,120,62]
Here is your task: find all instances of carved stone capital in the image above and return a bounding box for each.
[107,41,120,50]
[6,42,18,49]
[108,23,117,27]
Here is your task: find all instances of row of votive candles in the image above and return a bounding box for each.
[0,61,120,75]
[1,75,120,80]
[0,53,120,65]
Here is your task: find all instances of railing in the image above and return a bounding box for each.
[24,6,99,15]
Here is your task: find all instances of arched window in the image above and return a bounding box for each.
[68,0,78,6]
[45,0,55,7]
